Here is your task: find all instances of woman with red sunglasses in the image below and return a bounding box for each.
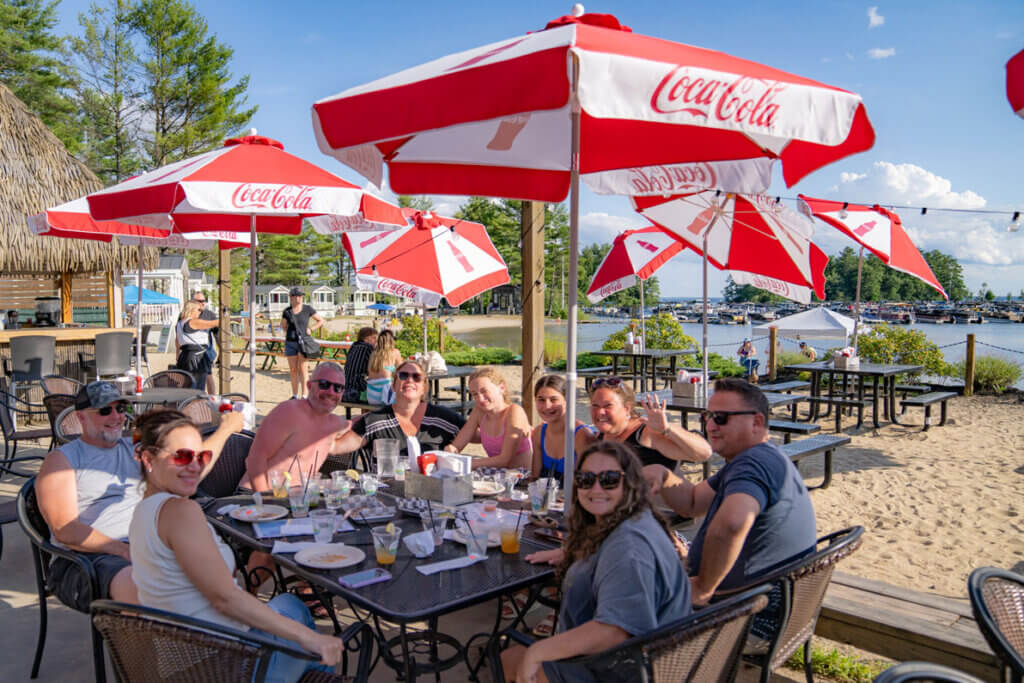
[130,410,344,681]
[504,441,691,682]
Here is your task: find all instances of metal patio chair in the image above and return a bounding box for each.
[969,567,1024,683]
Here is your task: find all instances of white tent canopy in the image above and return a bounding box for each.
[752,307,864,341]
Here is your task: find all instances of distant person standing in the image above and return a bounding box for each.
[281,287,324,401]
[176,301,219,390]
[343,327,378,403]
[192,291,219,394]
[799,341,818,361]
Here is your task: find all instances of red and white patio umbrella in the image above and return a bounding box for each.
[586,226,685,338]
[311,8,875,496]
[798,194,947,350]
[1007,48,1024,119]
[86,132,406,401]
[634,191,828,384]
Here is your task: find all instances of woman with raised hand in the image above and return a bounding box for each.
[365,330,403,405]
[130,410,342,682]
[504,441,692,682]
[588,377,710,470]
[175,300,219,390]
[446,367,532,470]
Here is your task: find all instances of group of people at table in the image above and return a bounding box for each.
[36,352,818,682]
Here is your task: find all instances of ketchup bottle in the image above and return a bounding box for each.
[219,398,233,413]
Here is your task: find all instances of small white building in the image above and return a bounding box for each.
[334,287,377,316]
[188,269,215,301]
[123,255,189,304]
[309,285,336,319]
[253,284,290,318]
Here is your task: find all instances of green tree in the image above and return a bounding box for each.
[0,0,80,151]
[984,289,995,302]
[66,0,143,184]
[601,313,695,351]
[576,241,659,310]
[130,0,255,166]
[856,324,949,375]
[396,195,433,211]
[455,197,521,284]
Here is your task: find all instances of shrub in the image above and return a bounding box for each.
[855,324,950,375]
[442,348,517,366]
[550,352,612,371]
[951,355,1022,394]
[601,313,697,352]
[395,318,469,356]
[544,337,566,366]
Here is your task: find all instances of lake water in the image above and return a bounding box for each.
[452,317,1024,387]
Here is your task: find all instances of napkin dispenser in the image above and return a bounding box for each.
[832,352,860,369]
[405,471,473,506]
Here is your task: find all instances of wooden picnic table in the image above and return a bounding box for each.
[786,361,924,428]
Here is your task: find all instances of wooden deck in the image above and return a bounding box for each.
[817,571,1000,680]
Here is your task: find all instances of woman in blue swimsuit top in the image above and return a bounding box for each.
[529,375,596,482]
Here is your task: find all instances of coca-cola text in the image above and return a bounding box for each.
[651,67,786,129]
[627,163,718,194]
[231,184,314,211]
[748,275,791,298]
[376,279,420,299]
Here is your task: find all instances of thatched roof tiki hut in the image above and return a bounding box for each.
[0,81,154,326]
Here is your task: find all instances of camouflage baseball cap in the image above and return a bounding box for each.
[75,381,124,410]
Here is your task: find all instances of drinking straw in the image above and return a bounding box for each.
[302,454,317,499]
[513,508,524,534]
[286,451,300,479]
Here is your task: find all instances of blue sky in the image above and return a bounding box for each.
[55,1,1024,298]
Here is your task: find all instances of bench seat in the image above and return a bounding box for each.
[817,571,999,680]
[768,419,821,444]
[900,391,957,431]
[759,380,811,393]
[805,395,872,432]
[778,433,850,489]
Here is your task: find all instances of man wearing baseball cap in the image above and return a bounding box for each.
[36,381,243,611]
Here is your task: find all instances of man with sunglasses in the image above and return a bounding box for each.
[35,381,243,612]
[242,362,352,493]
[647,378,816,606]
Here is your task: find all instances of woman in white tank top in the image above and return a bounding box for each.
[129,410,344,682]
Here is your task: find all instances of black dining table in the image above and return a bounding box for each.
[649,388,807,430]
[600,348,697,393]
[427,365,475,414]
[786,361,924,428]
[205,487,555,682]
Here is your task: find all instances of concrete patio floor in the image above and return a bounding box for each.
[1,444,800,682]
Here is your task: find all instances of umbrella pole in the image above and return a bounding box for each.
[250,215,256,404]
[422,305,428,355]
[853,246,864,353]
[137,244,143,378]
[563,54,582,503]
[702,234,709,390]
[639,279,646,344]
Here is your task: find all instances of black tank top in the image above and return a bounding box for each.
[601,424,674,470]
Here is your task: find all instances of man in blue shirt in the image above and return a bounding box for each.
[648,378,816,605]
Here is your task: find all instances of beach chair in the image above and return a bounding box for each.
[40,374,82,396]
[968,567,1024,683]
[196,428,254,499]
[0,389,49,477]
[91,600,372,682]
[179,396,220,429]
[873,661,986,683]
[144,369,194,389]
[488,585,772,682]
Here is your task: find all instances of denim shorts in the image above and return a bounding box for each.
[284,340,300,357]
[49,552,131,612]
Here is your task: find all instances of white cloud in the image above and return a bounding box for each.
[868,6,885,28]
[579,212,642,245]
[867,47,896,59]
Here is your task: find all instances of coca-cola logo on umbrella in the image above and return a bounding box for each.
[651,68,787,129]
[231,184,314,211]
[627,163,718,195]
[749,275,790,297]
[598,281,625,298]
[375,279,421,299]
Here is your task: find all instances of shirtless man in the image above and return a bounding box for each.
[242,361,349,491]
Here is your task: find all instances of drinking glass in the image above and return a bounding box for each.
[360,474,379,497]
[287,486,310,518]
[268,471,288,498]
[500,517,523,554]
[330,471,352,493]
[420,512,448,546]
[371,525,402,565]
[463,524,489,559]
[374,439,401,478]
[528,480,548,514]
[324,480,347,511]
[394,457,407,481]
[310,509,336,543]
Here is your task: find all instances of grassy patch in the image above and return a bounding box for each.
[785,646,888,683]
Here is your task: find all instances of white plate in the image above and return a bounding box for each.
[294,544,366,569]
[229,504,289,522]
[449,528,501,548]
[472,481,503,496]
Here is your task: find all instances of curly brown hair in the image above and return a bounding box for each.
[555,441,683,582]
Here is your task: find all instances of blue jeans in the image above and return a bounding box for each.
[252,593,332,683]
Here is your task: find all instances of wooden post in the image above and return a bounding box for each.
[521,201,545,424]
[769,327,778,381]
[218,249,232,393]
[438,319,446,353]
[964,333,975,397]
[105,269,116,327]
[59,273,72,324]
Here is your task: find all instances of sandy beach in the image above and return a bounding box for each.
[206,332,1023,599]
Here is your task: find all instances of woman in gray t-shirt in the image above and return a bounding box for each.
[503,441,691,683]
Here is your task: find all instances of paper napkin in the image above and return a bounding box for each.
[415,555,484,575]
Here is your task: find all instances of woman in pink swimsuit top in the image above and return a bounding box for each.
[446,368,532,470]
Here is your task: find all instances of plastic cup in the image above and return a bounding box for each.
[500,519,523,555]
[374,439,401,478]
[310,509,336,543]
[371,525,402,565]
[420,512,448,546]
[360,474,379,497]
[269,471,288,499]
[287,486,310,518]
[463,526,489,559]
[528,480,548,514]
[394,457,407,482]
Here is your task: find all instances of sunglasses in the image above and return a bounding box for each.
[397,370,424,382]
[316,379,345,393]
[95,403,130,416]
[591,377,624,390]
[573,469,624,490]
[700,410,759,426]
[164,448,213,467]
